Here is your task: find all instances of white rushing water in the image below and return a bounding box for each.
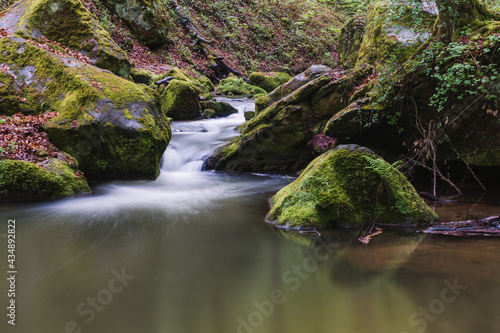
[162,97,252,172]
[10,97,287,222]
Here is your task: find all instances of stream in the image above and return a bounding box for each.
[1,97,500,333]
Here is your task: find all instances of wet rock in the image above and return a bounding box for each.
[207,65,371,172]
[249,72,291,93]
[0,158,90,200]
[100,0,169,48]
[267,144,439,229]
[200,101,238,117]
[0,36,170,180]
[160,79,203,120]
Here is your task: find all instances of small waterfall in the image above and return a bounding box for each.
[162,98,253,173]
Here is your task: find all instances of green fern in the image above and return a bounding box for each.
[362,155,403,174]
[362,155,390,175]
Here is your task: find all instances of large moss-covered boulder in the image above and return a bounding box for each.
[160,79,202,120]
[0,159,90,200]
[249,72,291,93]
[101,0,168,48]
[255,65,333,113]
[267,145,438,229]
[0,36,170,180]
[207,66,372,172]
[8,0,130,77]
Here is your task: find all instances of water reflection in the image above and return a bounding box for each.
[1,97,500,333]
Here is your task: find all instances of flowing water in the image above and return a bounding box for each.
[1,97,500,333]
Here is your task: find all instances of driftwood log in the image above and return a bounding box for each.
[422,215,500,236]
[419,192,456,203]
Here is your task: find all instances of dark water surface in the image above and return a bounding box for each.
[1,98,500,333]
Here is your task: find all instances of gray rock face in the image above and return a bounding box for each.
[7,0,131,77]
[102,0,169,47]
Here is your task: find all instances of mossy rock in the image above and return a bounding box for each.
[200,100,238,117]
[198,75,215,92]
[355,2,434,67]
[0,36,170,180]
[267,144,438,229]
[255,65,333,113]
[217,77,266,96]
[160,79,202,120]
[244,111,255,120]
[207,66,369,172]
[130,68,155,84]
[203,109,216,119]
[338,14,366,69]
[15,0,130,77]
[101,0,168,48]
[0,158,90,200]
[249,72,291,93]
[155,68,199,85]
[154,68,213,94]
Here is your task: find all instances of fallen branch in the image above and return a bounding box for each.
[422,215,500,236]
[419,192,456,203]
[154,76,175,86]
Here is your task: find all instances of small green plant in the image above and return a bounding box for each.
[7,141,17,151]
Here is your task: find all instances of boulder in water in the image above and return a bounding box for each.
[267,144,439,229]
[200,101,238,117]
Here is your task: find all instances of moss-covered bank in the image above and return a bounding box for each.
[0,159,90,200]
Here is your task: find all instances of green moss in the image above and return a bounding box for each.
[154,68,199,85]
[203,109,216,119]
[123,109,134,120]
[217,77,266,96]
[249,72,291,93]
[355,2,433,67]
[160,79,202,120]
[100,0,169,47]
[207,66,351,172]
[0,159,90,200]
[267,144,438,229]
[198,75,215,92]
[255,94,272,114]
[338,14,366,69]
[20,0,130,77]
[0,36,170,180]
[200,100,238,117]
[130,68,155,84]
[244,111,255,120]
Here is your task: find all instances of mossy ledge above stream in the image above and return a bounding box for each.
[267,145,438,230]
